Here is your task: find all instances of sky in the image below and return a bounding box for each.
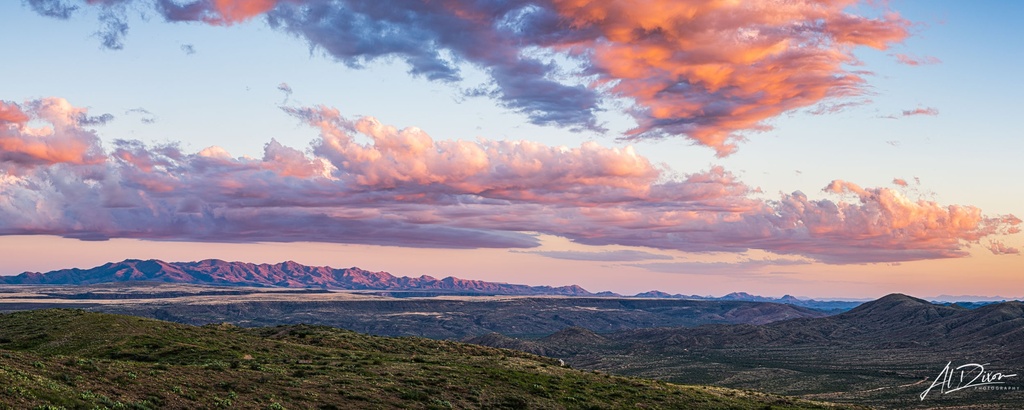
[1,0,1021,299]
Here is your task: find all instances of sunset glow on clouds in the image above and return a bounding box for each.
[33,0,909,155]
[3,1,1022,297]
[1,98,1018,264]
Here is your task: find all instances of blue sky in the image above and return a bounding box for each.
[0,0,1020,298]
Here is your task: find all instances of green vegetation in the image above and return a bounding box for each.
[0,309,858,409]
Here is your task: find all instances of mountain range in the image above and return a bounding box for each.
[0,259,592,296]
[1,259,860,310]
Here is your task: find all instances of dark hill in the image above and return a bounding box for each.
[599,294,1023,350]
[540,326,607,345]
[837,293,962,325]
[0,309,855,410]
[470,293,1024,408]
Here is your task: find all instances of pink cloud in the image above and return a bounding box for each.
[902,107,939,117]
[987,241,1021,255]
[892,178,908,187]
[0,98,106,168]
[892,53,942,66]
[32,0,911,156]
[2,97,1018,264]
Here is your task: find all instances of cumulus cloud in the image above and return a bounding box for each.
[1,97,1019,264]
[0,98,107,168]
[28,0,912,155]
[514,250,673,262]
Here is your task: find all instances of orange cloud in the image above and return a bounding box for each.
[209,0,279,25]
[0,102,30,124]
[0,98,106,168]
[549,0,910,155]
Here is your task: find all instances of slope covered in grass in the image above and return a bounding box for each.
[0,309,860,409]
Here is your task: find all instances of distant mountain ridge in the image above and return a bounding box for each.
[630,289,862,312]
[3,259,869,309]
[491,293,1024,354]
[0,259,592,296]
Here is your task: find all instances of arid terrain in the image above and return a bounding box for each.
[2,283,1021,408]
[471,294,1024,409]
[1,309,858,409]
[0,283,824,339]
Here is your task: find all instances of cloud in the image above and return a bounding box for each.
[125,108,157,124]
[627,259,812,275]
[156,0,279,25]
[892,178,908,187]
[96,7,130,50]
[277,82,292,95]
[0,98,107,168]
[277,82,293,104]
[2,97,1018,264]
[892,53,941,66]
[76,113,115,126]
[514,250,673,262]
[26,0,79,19]
[901,107,939,117]
[28,0,912,155]
[181,43,196,55]
[987,241,1021,255]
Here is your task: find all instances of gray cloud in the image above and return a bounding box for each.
[26,0,79,19]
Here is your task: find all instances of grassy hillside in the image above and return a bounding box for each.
[0,309,858,409]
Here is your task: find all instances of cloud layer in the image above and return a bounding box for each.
[1,97,1018,263]
[514,250,674,262]
[30,0,911,155]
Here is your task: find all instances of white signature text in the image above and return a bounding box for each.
[920,361,1018,401]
